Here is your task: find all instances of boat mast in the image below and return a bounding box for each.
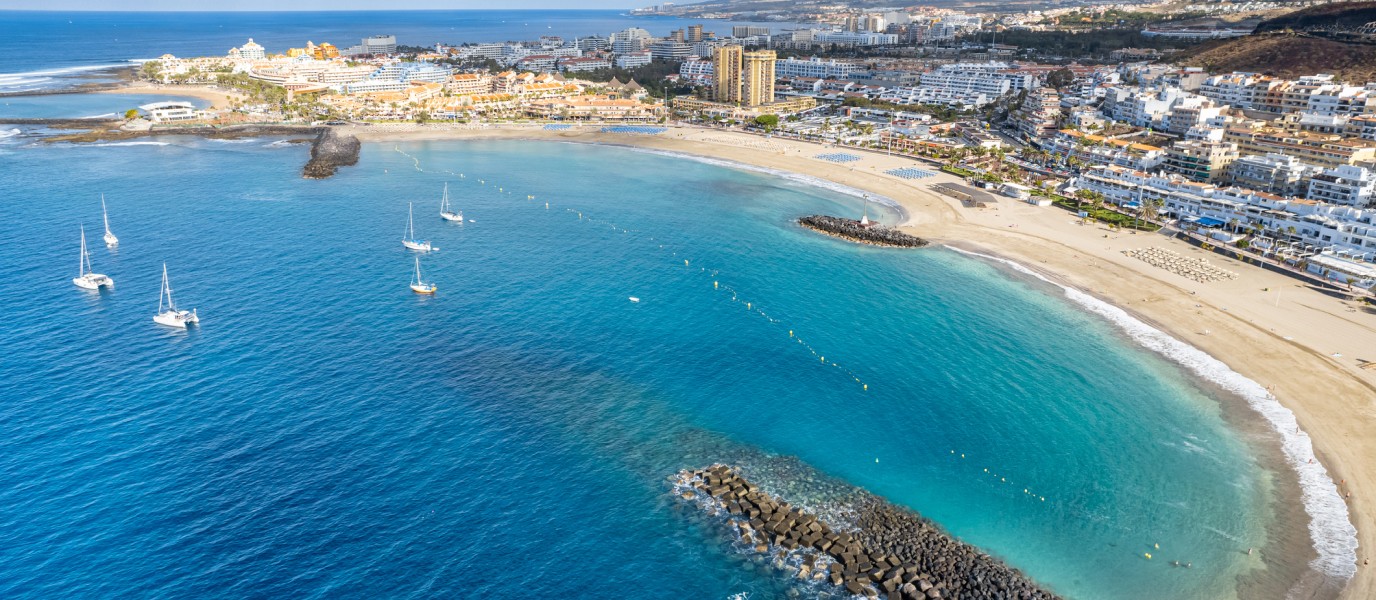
[79,226,88,276]
[160,263,173,313]
[441,183,449,212]
[407,203,415,239]
[414,257,422,284]
[102,194,111,235]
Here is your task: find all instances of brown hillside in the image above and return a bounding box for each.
[1175,34,1376,82]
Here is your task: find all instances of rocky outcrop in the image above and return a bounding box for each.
[302,128,360,179]
[799,215,928,248]
[676,464,1059,600]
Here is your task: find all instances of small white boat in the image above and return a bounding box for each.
[72,225,113,290]
[153,263,199,328]
[401,202,433,251]
[101,194,118,247]
[439,183,463,222]
[410,257,437,294]
[628,296,640,303]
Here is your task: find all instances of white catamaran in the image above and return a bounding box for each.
[401,202,433,251]
[153,263,199,328]
[101,194,118,247]
[73,225,114,290]
[409,257,437,294]
[439,183,463,222]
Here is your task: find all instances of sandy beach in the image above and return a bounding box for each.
[344,122,1375,598]
[98,83,244,110]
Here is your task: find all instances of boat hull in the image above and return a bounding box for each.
[440,212,463,222]
[73,274,112,290]
[103,233,118,247]
[154,310,198,328]
[402,239,433,252]
[410,284,437,294]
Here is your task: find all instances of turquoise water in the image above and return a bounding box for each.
[0,93,208,120]
[0,137,1278,598]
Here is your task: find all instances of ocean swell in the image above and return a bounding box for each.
[947,245,1359,583]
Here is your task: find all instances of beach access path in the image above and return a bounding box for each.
[344,122,1375,599]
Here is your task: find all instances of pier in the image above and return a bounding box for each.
[677,464,1058,600]
[799,215,929,248]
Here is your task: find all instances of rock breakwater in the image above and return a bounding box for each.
[303,128,360,179]
[676,464,1058,600]
[799,215,928,248]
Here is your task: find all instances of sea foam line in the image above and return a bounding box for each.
[948,245,1359,582]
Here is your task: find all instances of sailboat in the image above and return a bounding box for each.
[439,183,463,222]
[409,257,437,294]
[101,194,118,247]
[72,225,114,290]
[153,263,199,328]
[401,202,433,251]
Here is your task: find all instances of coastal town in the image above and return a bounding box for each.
[120,3,1376,293]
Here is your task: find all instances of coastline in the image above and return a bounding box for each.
[95,83,244,110]
[340,123,1374,599]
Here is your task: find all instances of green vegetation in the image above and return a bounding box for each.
[1037,189,1161,230]
[841,96,969,122]
[941,165,977,177]
[753,114,779,131]
[983,29,1202,59]
[574,61,691,99]
[123,108,139,120]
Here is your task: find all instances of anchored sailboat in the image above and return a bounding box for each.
[72,225,113,290]
[401,202,433,251]
[153,263,199,328]
[101,194,118,247]
[410,257,437,294]
[439,183,463,222]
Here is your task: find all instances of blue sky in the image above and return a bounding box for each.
[0,1,636,9]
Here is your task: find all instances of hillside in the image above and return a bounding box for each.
[1175,34,1376,82]
[1254,1,1376,34]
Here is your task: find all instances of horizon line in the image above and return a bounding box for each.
[0,8,654,13]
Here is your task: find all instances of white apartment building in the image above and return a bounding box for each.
[1307,165,1376,207]
[775,57,862,79]
[1226,153,1319,197]
[1079,165,1376,262]
[615,51,652,69]
[678,57,714,85]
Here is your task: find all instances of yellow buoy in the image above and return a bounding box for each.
[684,259,689,266]
[789,330,793,337]
[1145,553,1152,560]
[714,281,719,289]
[1154,543,1159,550]
[863,384,868,391]
[746,302,751,309]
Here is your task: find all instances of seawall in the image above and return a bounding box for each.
[677,464,1059,599]
[800,215,929,248]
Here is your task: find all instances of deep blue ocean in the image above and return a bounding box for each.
[0,128,1286,598]
[0,10,788,92]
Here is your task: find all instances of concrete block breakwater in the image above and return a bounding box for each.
[799,215,929,248]
[676,465,1059,600]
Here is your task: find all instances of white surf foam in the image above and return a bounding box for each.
[948,246,1359,581]
[87,141,171,147]
[0,128,21,139]
[0,64,131,92]
[264,140,294,148]
[81,113,117,119]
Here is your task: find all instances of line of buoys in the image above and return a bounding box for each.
[952,450,1048,504]
[392,150,871,392]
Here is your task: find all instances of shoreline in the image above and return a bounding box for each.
[338,123,1372,599]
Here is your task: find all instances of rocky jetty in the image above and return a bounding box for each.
[302,128,360,179]
[799,215,928,248]
[676,464,1058,600]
